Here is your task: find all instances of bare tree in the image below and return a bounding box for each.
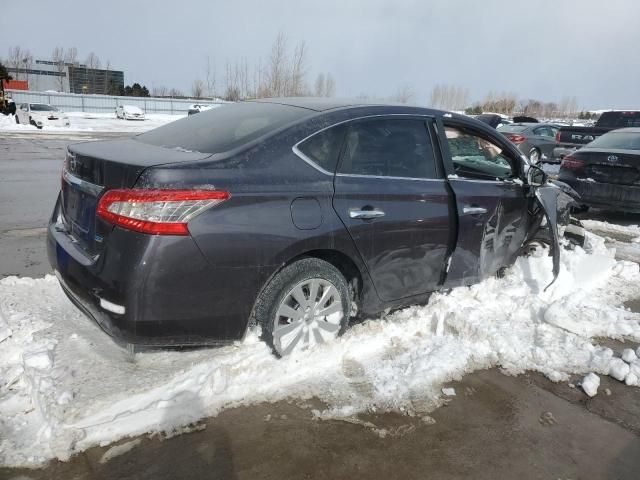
[392,84,414,104]
[22,50,33,87]
[224,60,241,100]
[85,52,101,93]
[289,41,307,96]
[266,31,289,97]
[429,85,442,108]
[65,47,78,65]
[314,73,325,97]
[430,84,469,111]
[324,73,335,97]
[103,59,112,94]
[240,58,250,99]
[168,87,184,97]
[152,85,168,97]
[192,79,205,98]
[205,56,216,98]
[7,46,23,79]
[51,47,66,91]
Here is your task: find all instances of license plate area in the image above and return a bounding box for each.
[586,165,640,185]
[61,173,102,252]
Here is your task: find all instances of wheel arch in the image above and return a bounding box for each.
[245,247,368,335]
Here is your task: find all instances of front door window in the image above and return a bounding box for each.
[444,126,515,180]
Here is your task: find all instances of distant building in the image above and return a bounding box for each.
[67,65,124,95]
[6,59,124,94]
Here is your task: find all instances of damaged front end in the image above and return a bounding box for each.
[525,166,585,288]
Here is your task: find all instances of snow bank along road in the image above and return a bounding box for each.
[1,226,640,467]
[0,111,183,134]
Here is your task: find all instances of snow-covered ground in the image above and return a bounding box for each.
[1,232,640,467]
[0,112,184,134]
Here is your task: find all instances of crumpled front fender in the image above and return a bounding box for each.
[533,181,582,290]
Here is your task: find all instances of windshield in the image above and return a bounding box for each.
[137,102,314,154]
[587,131,640,150]
[30,104,58,112]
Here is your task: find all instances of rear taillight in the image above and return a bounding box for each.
[555,131,561,143]
[96,189,230,235]
[507,134,526,145]
[560,155,585,171]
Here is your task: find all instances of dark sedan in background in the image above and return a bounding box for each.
[499,123,560,164]
[48,98,567,357]
[559,127,640,212]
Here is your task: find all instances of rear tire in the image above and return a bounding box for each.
[253,258,351,358]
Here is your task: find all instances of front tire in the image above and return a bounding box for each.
[254,258,351,357]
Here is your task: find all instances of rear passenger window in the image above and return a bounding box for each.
[296,125,346,173]
[338,119,436,179]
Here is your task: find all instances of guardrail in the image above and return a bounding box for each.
[6,90,227,114]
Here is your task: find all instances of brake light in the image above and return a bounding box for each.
[560,155,585,171]
[555,131,561,143]
[96,189,230,235]
[507,134,526,145]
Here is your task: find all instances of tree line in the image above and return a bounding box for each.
[3,43,598,116]
[427,84,592,119]
[154,31,337,101]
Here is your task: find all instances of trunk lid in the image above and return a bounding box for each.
[574,148,640,186]
[60,138,211,255]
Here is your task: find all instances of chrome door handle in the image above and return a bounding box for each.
[349,209,385,219]
[463,206,487,215]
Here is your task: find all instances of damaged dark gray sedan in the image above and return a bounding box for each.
[47,98,575,357]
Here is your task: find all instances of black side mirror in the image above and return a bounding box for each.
[527,165,548,187]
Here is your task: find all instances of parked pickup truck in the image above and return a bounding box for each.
[553,111,640,162]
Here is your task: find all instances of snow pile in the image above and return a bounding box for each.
[581,220,640,263]
[581,373,600,397]
[581,220,640,242]
[1,234,640,467]
[0,112,183,134]
[0,114,32,131]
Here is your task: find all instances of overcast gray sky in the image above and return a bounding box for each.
[3,0,639,109]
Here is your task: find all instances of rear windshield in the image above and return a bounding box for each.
[498,125,528,133]
[136,102,314,154]
[597,112,640,128]
[587,131,640,150]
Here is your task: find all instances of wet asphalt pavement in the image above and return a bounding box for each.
[1,133,640,480]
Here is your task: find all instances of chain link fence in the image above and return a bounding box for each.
[6,90,226,114]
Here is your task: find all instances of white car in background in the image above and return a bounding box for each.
[15,103,70,129]
[187,103,215,115]
[115,105,145,120]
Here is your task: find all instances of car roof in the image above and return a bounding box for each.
[249,96,436,113]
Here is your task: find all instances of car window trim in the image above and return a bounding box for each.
[292,114,440,178]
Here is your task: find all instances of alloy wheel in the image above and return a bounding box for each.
[272,278,344,356]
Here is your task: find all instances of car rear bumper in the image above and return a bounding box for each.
[46,196,265,346]
[560,177,640,212]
